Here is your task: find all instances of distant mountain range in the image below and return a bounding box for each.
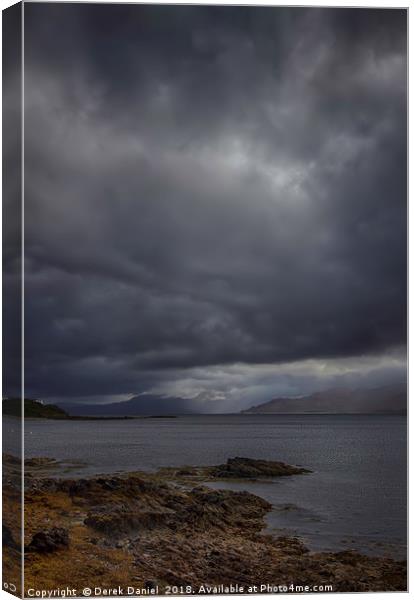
[35,384,408,417]
[58,394,204,417]
[241,385,407,415]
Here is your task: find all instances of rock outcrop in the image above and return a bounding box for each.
[26,527,69,553]
[211,457,310,478]
[2,454,407,594]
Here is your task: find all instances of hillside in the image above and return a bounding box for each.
[3,398,69,419]
[242,385,407,415]
[58,394,200,417]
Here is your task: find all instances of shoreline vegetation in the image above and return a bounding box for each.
[3,454,406,595]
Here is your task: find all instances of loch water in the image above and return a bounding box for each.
[4,413,406,559]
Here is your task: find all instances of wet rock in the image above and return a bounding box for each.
[273,536,310,555]
[211,457,311,479]
[26,527,69,553]
[175,468,196,476]
[25,457,59,468]
[12,454,406,593]
[96,477,122,491]
[84,507,170,535]
[334,550,363,566]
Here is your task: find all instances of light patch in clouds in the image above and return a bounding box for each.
[147,351,407,412]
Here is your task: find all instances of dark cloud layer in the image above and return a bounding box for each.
[9,5,407,403]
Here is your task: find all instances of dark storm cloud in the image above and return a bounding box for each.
[17,5,406,401]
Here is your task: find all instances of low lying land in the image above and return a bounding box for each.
[3,455,406,595]
[3,398,178,420]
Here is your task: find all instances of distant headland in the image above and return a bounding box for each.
[2,398,176,420]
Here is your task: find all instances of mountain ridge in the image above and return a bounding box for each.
[241,384,407,415]
[57,394,203,416]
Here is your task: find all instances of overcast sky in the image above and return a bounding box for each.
[16,5,407,409]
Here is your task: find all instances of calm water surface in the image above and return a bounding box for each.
[5,414,407,559]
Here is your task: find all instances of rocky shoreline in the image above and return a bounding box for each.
[3,454,407,594]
